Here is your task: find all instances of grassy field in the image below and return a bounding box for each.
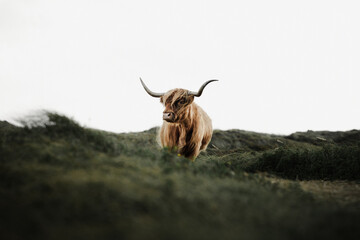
[0,112,359,240]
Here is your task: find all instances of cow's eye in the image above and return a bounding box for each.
[174,98,187,108]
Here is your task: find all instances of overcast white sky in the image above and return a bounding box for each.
[1,0,359,134]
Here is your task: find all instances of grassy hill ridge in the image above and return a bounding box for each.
[0,113,359,240]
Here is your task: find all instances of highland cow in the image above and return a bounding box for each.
[140,78,218,160]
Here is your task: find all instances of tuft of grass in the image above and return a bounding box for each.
[286,129,360,146]
[244,145,360,180]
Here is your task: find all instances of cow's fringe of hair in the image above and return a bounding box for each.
[161,88,189,106]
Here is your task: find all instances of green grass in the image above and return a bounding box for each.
[0,112,359,240]
[245,145,360,180]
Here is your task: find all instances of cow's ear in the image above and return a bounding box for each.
[187,95,195,104]
[160,96,163,103]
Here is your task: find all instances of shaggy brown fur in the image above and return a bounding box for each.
[159,89,213,160]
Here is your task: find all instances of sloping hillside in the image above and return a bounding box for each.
[0,113,359,240]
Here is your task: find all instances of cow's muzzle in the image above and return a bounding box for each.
[163,112,175,122]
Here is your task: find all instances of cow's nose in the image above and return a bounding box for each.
[163,112,175,122]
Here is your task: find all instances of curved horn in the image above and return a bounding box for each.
[140,78,164,98]
[188,79,219,97]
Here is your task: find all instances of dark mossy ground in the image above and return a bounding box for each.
[0,113,359,240]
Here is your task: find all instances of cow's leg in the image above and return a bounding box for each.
[200,135,211,150]
[179,142,201,161]
[160,124,180,150]
[188,143,201,161]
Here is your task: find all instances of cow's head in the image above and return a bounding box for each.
[140,78,218,123]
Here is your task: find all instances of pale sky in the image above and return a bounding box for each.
[1,0,359,134]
